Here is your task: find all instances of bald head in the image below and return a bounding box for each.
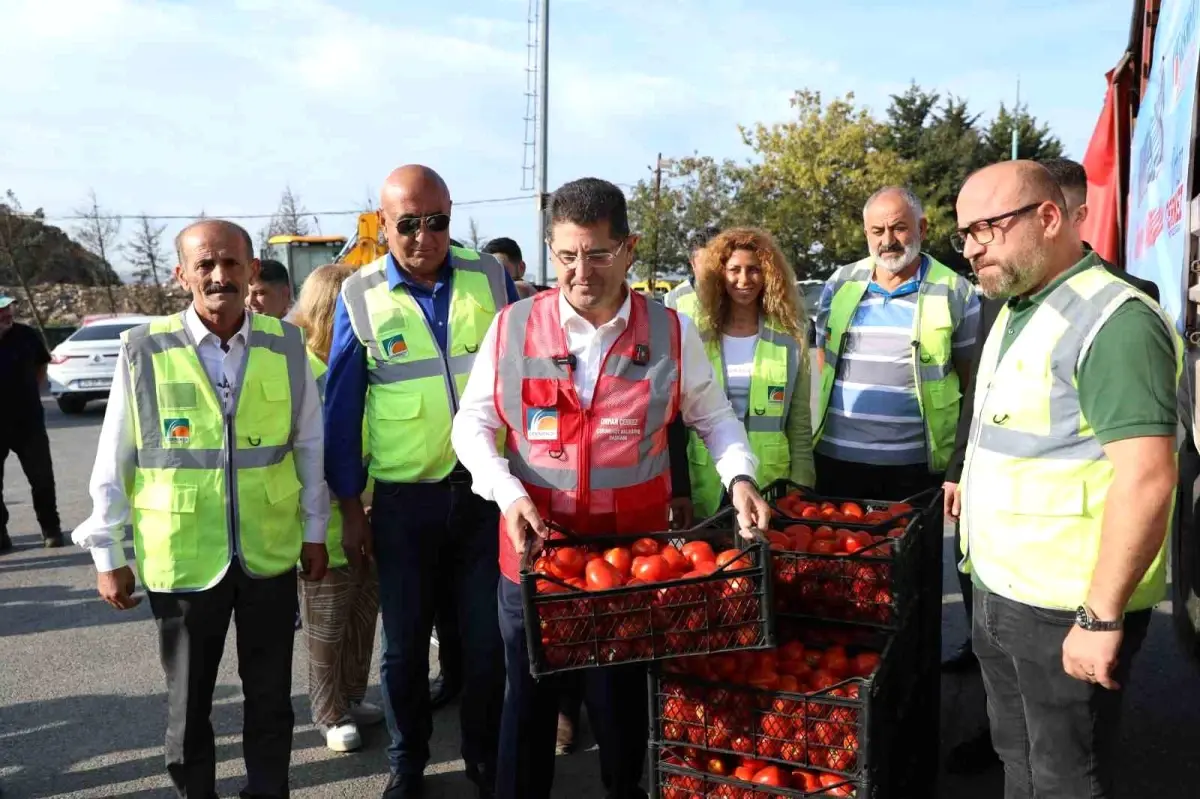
[378,164,453,278]
[956,160,1080,299]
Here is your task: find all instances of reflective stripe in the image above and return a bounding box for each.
[919,362,952,382]
[135,444,294,470]
[593,451,671,489]
[365,352,479,384]
[315,371,327,396]
[747,415,785,433]
[497,300,541,429]
[341,264,388,362]
[508,448,577,491]
[975,426,1104,460]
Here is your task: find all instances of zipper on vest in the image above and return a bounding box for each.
[225,407,240,567]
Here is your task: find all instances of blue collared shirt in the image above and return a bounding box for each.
[324,252,520,498]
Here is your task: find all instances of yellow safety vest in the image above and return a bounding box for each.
[816,255,966,472]
[340,247,509,483]
[123,312,308,592]
[665,282,699,319]
[961,265,1182,611]
[687,318,803,518]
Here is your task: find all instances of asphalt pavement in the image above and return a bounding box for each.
[2,394,1200,798]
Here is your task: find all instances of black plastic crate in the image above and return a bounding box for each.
[656,753,858,797]
[764,482,942,629]
[519,512,776,677]
[648,620,916,797]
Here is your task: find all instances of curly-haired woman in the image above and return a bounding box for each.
[687,227,816,518]
[292,264,383,753]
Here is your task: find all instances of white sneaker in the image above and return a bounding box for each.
[348,700,385,726]
[320,720,362,752]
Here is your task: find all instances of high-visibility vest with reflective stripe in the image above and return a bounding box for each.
[307,350,346,570]
[494,290,682,581]
[816,255,966,472]
[687,317,803,518]
[961,265,1182,611]
[123,312,308,592]
[341,247,508,483]
[664,281,699,318]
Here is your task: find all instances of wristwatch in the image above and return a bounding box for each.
[1075,605,1123,632]
[728,474,759,493]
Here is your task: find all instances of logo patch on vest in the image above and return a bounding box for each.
[381,334,408,357]
[526,408,559,441]
[164,418,191,444]
[767,385,785,404]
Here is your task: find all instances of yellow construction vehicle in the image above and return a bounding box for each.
[337,212,389,267]
[261,234,347,296]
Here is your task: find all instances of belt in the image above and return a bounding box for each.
[374,463,473,489]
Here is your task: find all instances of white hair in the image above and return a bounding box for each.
[863,186,925,221]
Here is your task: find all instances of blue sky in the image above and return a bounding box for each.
[1,0,1133,282]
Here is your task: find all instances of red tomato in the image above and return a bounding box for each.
[533,556,552,574]
[810,668,838,691]
[862,509,890,524]
[819,772,855,796]
[631,537,661,557]
[584,550,603,561]
[585,559,623,591]
[800,505,822,520]
[843,531,874,555]
[565,577,587,591]
[551,547,586,578]
[716,549,751,570]
[839,501,864,520]
[887,526,907,539]
[603,547,633,578]
[791,770,821,791]
[632,554,668,583]
[751,765,785,787]
[821,646,850,678]
[706,756,731,776]
[740,758,767,773]
[889,502,914,517]
[733,765,756,782]
[765,531,791,551]
[813,525,836,541]
[689,560,719,577]
[536,578,567,594]
[776,674,799,693]
[660,545,689,574]
[809,539,838,555]
[852,652,880,677]
[681,540,716,566]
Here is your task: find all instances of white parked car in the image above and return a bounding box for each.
[47,315,157,414]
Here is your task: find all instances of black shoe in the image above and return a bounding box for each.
[465,762,495,799]
[945,729,1000,775]
[0,530,12,554]
[43,533,64,549]
[382,772,424,798]
[941,639,978,673]
[429,673,461,710]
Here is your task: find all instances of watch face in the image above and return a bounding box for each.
[1075,606,1091,628]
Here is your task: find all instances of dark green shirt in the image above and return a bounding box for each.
[994,252,1177,444]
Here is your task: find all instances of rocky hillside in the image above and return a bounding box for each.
[2,283,190,326]
[0,206,118,286]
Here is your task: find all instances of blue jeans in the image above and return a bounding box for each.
[370,478,505,778]
[973,584,1150,799]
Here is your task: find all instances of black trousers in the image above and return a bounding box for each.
[434,576,464,683]
[0,420,61,536]
[495,578,648,799]
[973,585,1151,799]
[371,478,504,778]
[147,561,297,799]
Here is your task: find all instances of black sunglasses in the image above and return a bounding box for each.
[396,213,451,237]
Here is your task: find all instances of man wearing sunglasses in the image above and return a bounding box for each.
[953,160,1178,799]
[324,165,520,799]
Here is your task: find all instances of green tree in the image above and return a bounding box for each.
[739,90,913,278]
[976,103,1064,165]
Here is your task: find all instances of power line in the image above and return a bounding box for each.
[21,194,537,223]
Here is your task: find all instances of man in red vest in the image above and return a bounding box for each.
[452,177,770,799]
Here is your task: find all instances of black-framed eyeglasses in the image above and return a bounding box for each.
[550,240,628,269]
[395,213,451,237]
[950,203,1042,253]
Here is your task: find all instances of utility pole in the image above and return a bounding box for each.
[1011,77,1021,160]
[648,154,663,294]
[534,0,551,285]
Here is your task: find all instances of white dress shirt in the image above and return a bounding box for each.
[451,290,758,514]
[72,306,329,578]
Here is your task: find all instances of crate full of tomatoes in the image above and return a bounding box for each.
[519,517,775,677]
[764,482,941,628]
[649,623,912,798]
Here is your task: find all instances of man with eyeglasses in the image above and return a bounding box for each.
[451,177,771,799]
[324,164,520,798]
[952,160,1178,799]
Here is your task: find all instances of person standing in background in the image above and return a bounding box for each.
[483,237,537,299]
[0,294,64,552]
[247,259,293,319]
[292,263,384,754]
[324,165,517,798]
[663,227,718,316]
[687,227,815,517]
[72,219,329,799]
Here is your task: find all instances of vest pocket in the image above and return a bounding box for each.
[1004,479,1086,517]
[242,379,292,446]
[755,439,790,484]
[132,482,199,562]
[371,391,428,465]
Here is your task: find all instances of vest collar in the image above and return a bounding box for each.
[385,251,452,293]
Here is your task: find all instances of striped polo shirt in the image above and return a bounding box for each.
[814,257,980,466]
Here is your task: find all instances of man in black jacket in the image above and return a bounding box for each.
[941,158,1160,773]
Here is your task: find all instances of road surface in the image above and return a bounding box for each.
[2,386,1200,797]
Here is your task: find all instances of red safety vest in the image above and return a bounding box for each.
[494,289,682,581]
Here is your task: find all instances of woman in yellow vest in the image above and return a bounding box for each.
[292,264,383,753]
[687,227,815,518]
